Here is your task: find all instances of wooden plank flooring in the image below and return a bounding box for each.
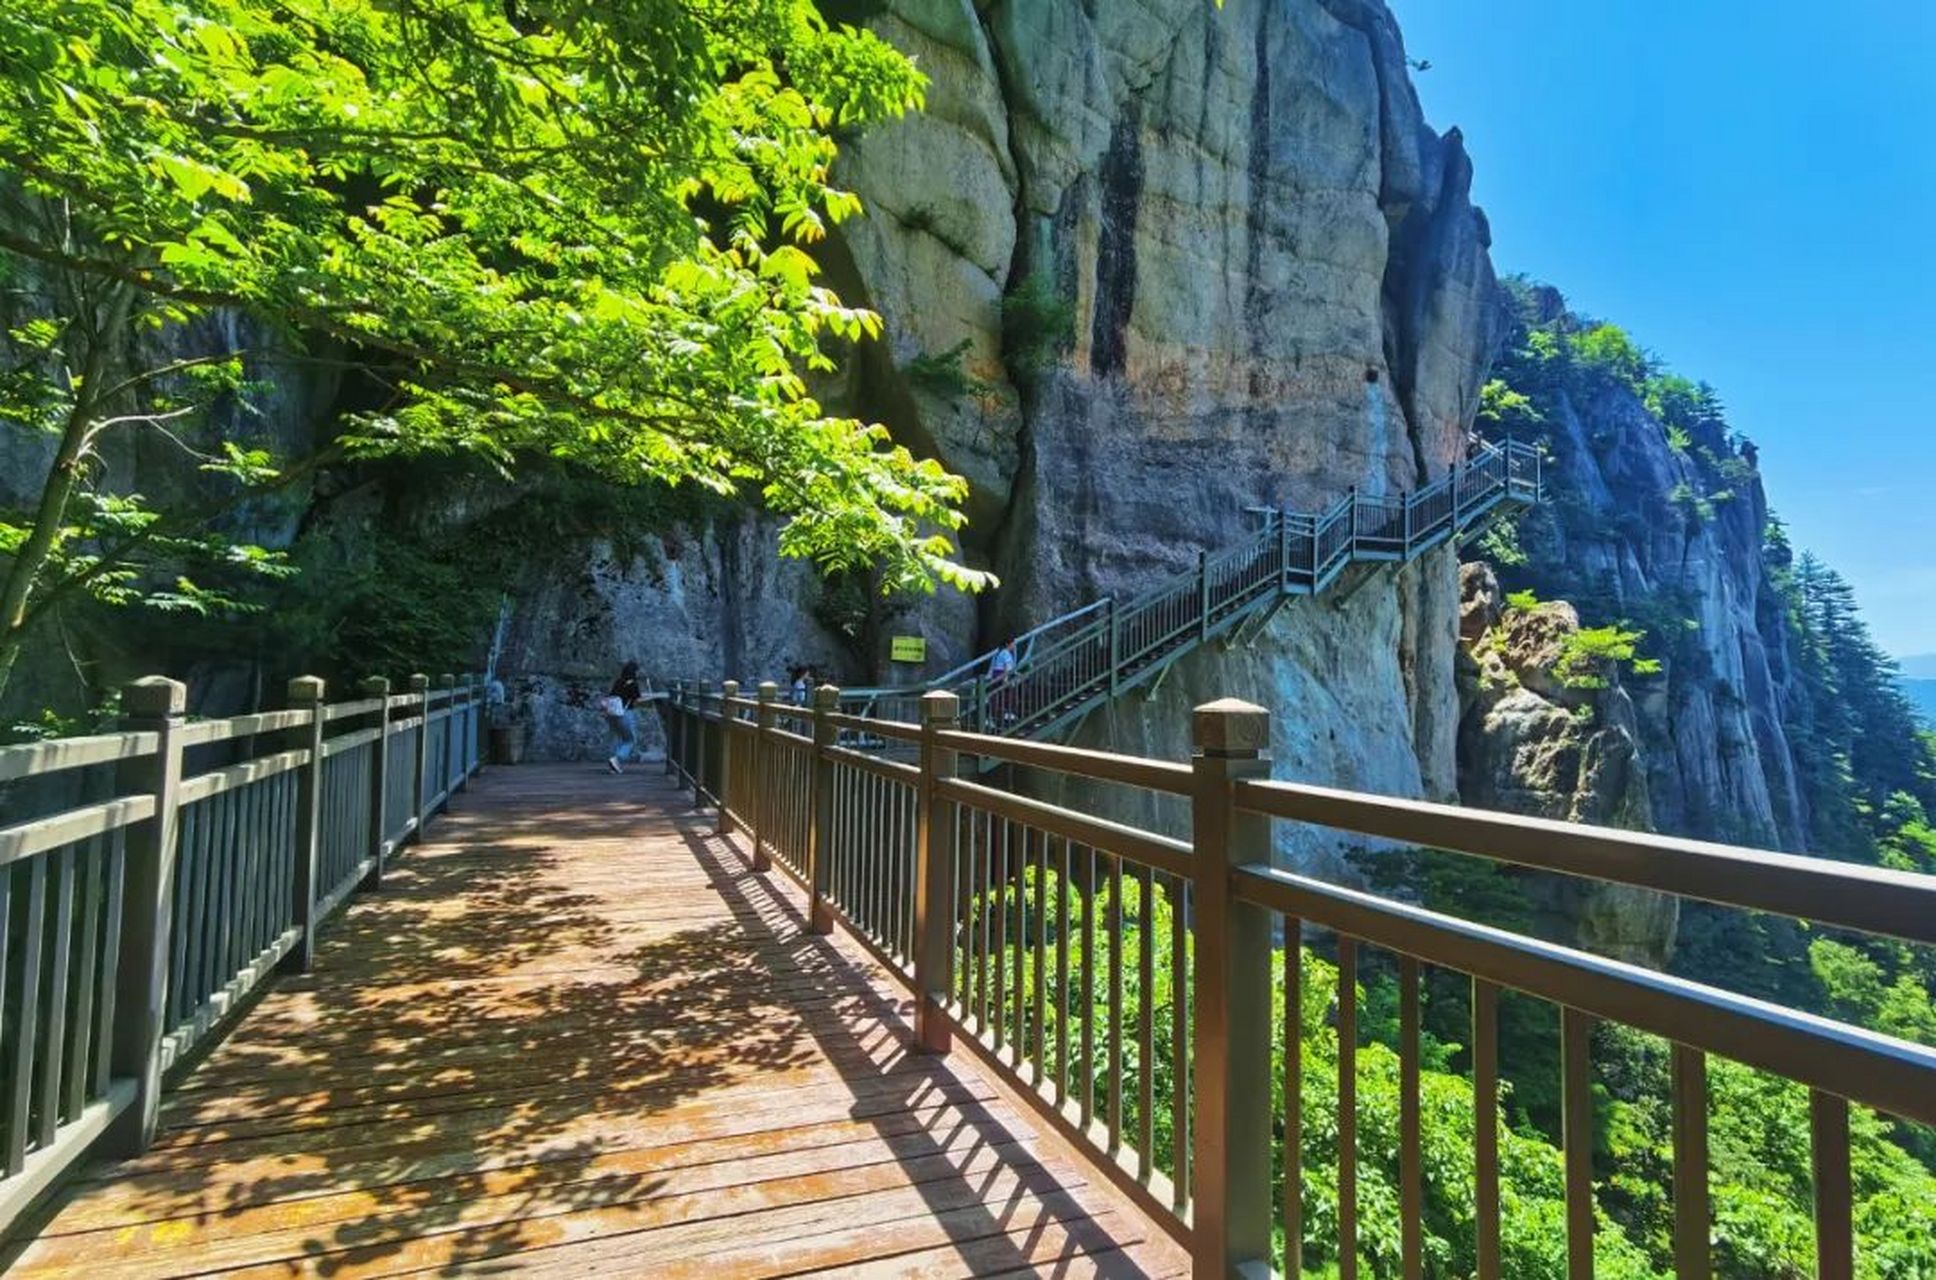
[6,765,1189,1277]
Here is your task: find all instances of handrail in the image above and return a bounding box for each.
[1235,777,1936,945]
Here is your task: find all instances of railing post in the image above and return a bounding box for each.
[107,676,186,1155]
[808,684,839,935]
[408,673,431,832]
[664,682,680,777]
[1107,598,1121,697]
[1451,465,1464,528]
[472,673,486,778]
[361,677,390,890]
[1278,510,1291,590]
[1347,484,1359,549]
[914,690,960,1053]
[284,676,327,975]
[716,680,739,835]
[1402,491,1412,556]
[750,682,776,872]
[695,681,717,809]
[1189,697,1275,1277]
[1198,550,1211,642]
[454,674,473,791]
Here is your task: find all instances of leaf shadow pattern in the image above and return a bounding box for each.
[6,766,1176,1277]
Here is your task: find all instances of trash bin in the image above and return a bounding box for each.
[489,722,526,765]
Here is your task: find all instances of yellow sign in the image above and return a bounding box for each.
[889,635,927,663]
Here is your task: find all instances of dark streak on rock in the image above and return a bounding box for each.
[1089,105,1143,379]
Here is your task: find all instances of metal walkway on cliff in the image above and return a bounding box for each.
[826,438,1541,743]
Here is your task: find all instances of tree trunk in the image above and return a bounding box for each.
[0,406,90,707]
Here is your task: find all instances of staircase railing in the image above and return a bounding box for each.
[837,438,1540,742]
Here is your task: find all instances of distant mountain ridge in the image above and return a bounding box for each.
[1898,653,1936,680]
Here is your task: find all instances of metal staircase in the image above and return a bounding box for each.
[840,439,1542,742]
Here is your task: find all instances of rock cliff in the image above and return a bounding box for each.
[1473,285,1810,853]
[820,0,1499,873]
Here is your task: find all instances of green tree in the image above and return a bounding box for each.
[1568,324,1650,390]
[0,0,982,703]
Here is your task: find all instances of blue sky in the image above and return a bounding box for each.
[1392,1,1936,657]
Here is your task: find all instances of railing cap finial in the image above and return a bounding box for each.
[813,683,840,709]
[123,675,186,717]
[287,675,327,704]
[1192,697,1268,754]
[408,673,430,692]
[920,689,959,723]
[360,675,391,695]
[756,680,778,701]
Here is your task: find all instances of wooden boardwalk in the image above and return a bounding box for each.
[4,765,1188,1278]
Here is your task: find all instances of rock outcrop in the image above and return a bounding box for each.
[1455,563,1676,964]
[1482,287,1810,852]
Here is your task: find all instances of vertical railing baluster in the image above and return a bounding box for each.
[716,681,739,834]
[751,683,776,873]
[1399,955,1423,1280]
[362,677,390,888]
[1056,838,1071,1107]
[1172,874,1191,1211]
[440,674,458,805]
[408,673,431,835]
[106,677,185,1156]
[1136,860,1154,1180]
[1474,979,1502,1280]
[1189,696,1274,1276]
[1107,852,1123,1154]
[1014,828,1030,1063]
[992,818,1008,1050]
[978,812,993,1034]
[5,857,46,1172]
[808,685,837,935]
[1283,919,1303,1275]
[1563,1007,1595,1280]
[1339,936,1360,1280]
[37,848,74,1145]
[1672,1044,1711,1279]
[65,837,103,1121]
[1812,1091,1854,1280]
[1033,828,1049,1088]
[1080,843,1096,1130]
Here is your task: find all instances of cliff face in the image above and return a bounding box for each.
[1455,562,1677,965]
[1471,287,1810,853]
[823,0,1498,871]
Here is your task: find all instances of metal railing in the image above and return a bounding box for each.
[836,439,1541,743]
[658,681,1936,1279]
[0,671,485,1230]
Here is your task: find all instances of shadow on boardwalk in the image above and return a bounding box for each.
[5,764,1186,1277]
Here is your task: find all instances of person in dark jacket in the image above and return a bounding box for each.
[604,661,643,774]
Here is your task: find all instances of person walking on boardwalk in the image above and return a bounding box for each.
[602,660,644,774]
